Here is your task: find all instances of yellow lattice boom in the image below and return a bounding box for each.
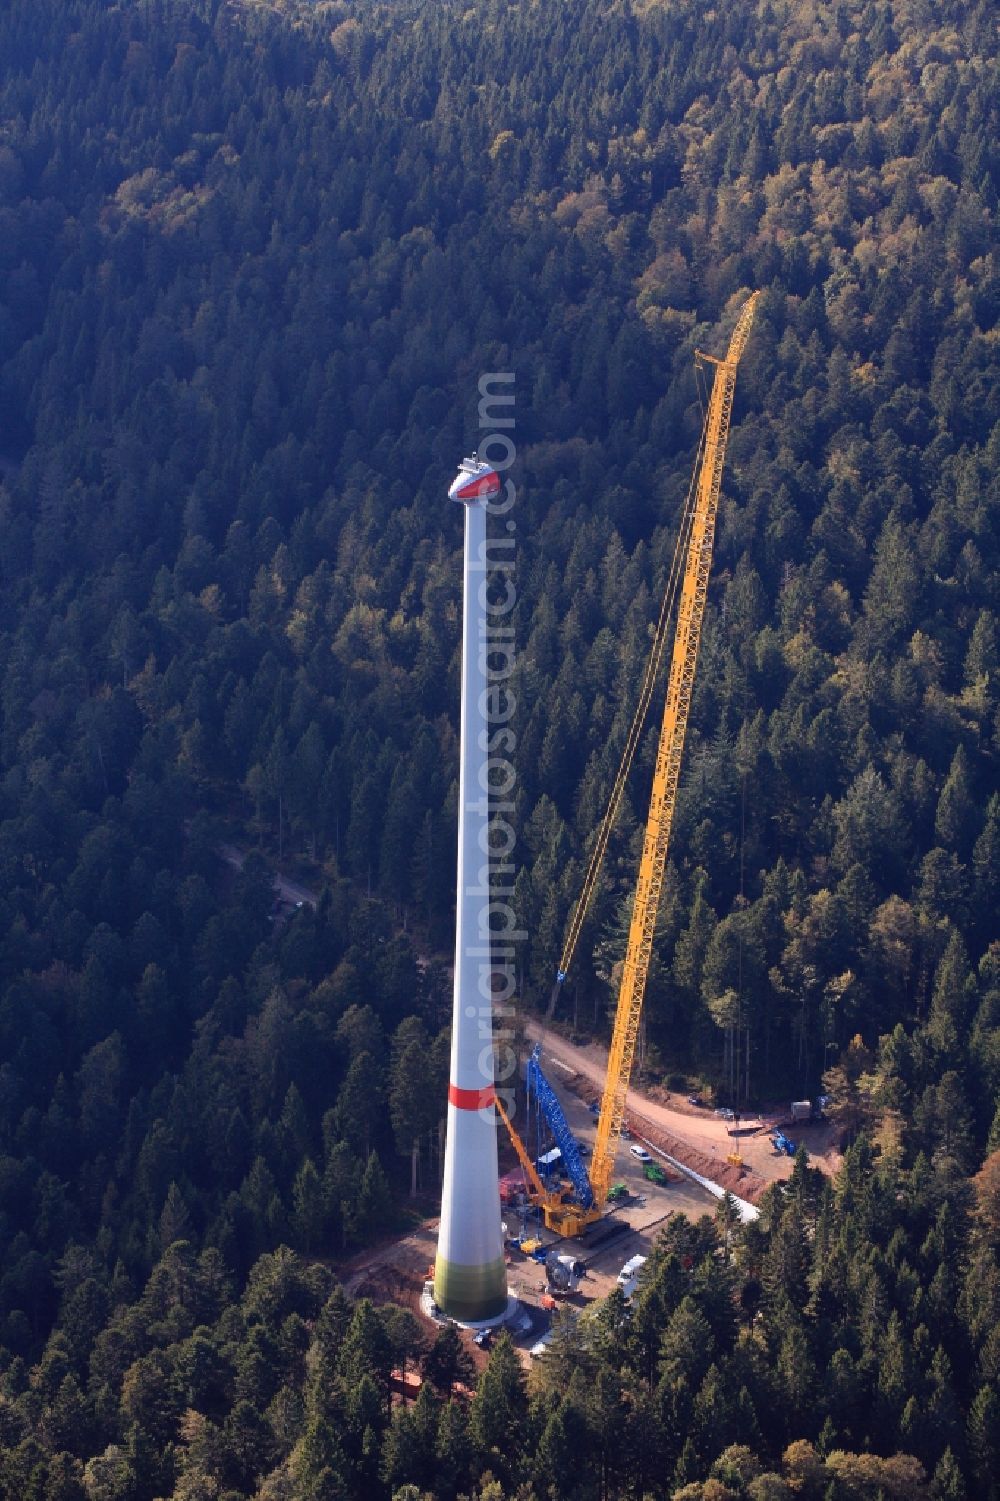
[588,292,760,1208]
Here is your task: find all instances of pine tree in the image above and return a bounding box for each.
[331,1051,383,1159]
[469,1334,528,1488]
[972,795,1000,936]
[381,1379,439,1494]
[935,745,976,856]
[967,1385,1000,1499]
[932,1447,967,1500]
[963,610,997,700]
[159,1182,192,1252]
[435,1399,472,1501]
[291,1159,325,1252]
[390,1033,436,1197]
[354,1151,393,1243]
[422,1324,474,1397]
[926,930,975,1062]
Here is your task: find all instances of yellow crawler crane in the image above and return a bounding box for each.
[522,293,760,1237]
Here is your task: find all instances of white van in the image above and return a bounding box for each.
[616,1253,648,1299]
[529,1329,554,1359]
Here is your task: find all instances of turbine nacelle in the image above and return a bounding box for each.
[448,453,501,503]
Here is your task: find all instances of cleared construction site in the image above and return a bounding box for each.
[363,298,772,1354]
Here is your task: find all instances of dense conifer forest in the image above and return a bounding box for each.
[1,0,999,1494]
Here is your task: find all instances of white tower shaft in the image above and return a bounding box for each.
[433,486,508,1324]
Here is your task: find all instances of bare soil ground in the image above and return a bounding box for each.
[526,1021,844,1198]
[341,1220,439,1307]
[339,1221,496,1378]
[333,1028,844,1372]
[336,1070,728,1369]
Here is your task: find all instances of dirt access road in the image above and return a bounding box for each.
[525,1021,843,1196]
[218,843,318,911]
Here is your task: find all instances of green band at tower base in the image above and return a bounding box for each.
[433,1254,508,1323]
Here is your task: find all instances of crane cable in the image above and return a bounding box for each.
[546,383,715,1015]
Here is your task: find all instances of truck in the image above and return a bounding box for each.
[536,1145,563,1177]
[616,1254,648,1299]
[789,1097,829,1124]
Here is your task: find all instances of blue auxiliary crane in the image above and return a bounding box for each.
[526,1045,595,1211]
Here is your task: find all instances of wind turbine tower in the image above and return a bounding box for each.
[433,455,509,1325]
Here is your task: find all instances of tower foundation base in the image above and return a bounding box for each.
[420,1286,529,1334]
[432,1252,507,1324]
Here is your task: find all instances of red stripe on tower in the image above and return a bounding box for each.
[449,1082,496,1110]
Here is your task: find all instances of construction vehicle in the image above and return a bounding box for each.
[528,1046,596,1209]
[616,1254,648,1298]
[495,1093,550,1205]
[545,1252,585,1295]
[498,294,760,1237]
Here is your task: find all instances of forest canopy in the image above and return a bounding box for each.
[0,0,999,1495]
